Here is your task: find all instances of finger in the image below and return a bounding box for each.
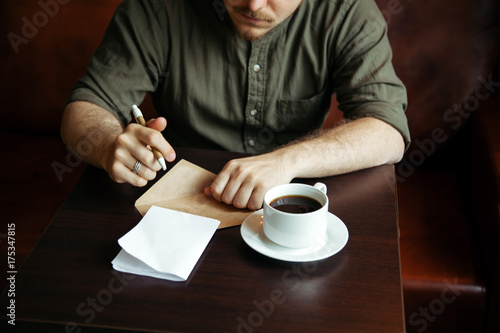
[109,133,158,185]
[146,117,167,131]
[109,162,148,187]
[116,128,162,173]
[134,124,176,163]
[129,158,157,181]
[247,184,267,210]
[211,159,254,206]
[231,182,254,209]
[209,172,231,203]
[133,145,162,172]
[203,186,213,197]
[232,178,268,210]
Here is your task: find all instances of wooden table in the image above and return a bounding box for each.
[1,148,405,332]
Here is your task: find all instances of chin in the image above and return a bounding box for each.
[235,27,269,42]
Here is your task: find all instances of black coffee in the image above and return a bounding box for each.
[270,195,322,214]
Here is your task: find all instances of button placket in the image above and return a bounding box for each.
[243,41,268,153]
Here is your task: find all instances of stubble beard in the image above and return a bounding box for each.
[231,7,275,41]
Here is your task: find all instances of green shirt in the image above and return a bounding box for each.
[67,0,410,154]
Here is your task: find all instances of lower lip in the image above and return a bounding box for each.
[239,13,265,24]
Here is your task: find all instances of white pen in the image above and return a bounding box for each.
[132,104,167,171]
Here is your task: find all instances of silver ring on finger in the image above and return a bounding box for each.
[133,161,141,174]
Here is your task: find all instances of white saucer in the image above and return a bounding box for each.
[240,210,349,262]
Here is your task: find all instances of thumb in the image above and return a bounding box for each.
[146,117,167,132]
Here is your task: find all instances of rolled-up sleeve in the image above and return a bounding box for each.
[331,0,411,149]
[66,0,168,126]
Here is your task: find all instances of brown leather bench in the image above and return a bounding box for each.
[1,1,499,332]
[383,0,500,331]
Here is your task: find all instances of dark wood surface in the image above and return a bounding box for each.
[1,148,405,332]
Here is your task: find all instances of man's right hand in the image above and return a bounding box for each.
[104,117,176,187]
[61,101,176,187]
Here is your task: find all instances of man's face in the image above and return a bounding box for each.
[223,0,303,41]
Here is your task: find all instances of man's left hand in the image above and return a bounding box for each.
[204,152,294,210]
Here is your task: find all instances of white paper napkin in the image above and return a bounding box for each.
[112,205,220,281]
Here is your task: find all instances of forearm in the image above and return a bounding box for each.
[208,117,405,210]
[276,117,405,179]
[61,101,123,169]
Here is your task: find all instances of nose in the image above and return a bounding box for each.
[247,0,267,12]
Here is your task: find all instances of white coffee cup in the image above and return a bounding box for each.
[263,182,329,248]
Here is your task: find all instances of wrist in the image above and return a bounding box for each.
[272,144,306,180]
[99,134,119,172]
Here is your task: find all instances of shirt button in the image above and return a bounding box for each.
[253,64,261,72]
[250,109,258,116]
[248,139,255,147]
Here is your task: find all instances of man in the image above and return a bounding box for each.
[61,0,410,210]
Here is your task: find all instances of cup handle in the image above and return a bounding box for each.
[313,182,327,194]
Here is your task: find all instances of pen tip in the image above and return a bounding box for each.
[158,157,167,171]
[132,104,142,118]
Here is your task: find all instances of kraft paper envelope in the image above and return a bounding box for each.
[135,159,252,229]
